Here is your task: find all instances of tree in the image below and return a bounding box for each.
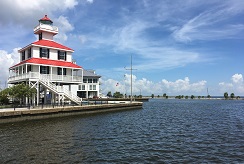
[157,95,160,98]
[224,92,228,100]
[198,96,201,99]
[236,96,240,100]
[9,83,36,104]
[113,92,123,98]
[230,93,235,99]
[191,95,195,99]
[0,88,9,105]
[163,93,167,98]
[207,95,211,99]
[151,94,154,98]
[185,95,188,99]
[107,91,112,98]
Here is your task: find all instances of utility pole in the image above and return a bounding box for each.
[125,55,137,103]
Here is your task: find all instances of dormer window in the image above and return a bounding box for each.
[22,51,25,61]
[40,48,49,58]
[58,50,66,60]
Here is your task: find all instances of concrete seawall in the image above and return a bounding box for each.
[0,102,143,123]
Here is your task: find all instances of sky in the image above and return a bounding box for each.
[1,0,244,96]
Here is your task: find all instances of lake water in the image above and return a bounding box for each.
[0,99,243,163]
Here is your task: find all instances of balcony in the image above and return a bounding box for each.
[8,72,82,84]
[34,23,58,34]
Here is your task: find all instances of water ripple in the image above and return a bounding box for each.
[0,99,243,163]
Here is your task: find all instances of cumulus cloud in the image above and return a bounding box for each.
[54,16,74,43]
[100,74,207,96]
[219,73,244,95]
[231,74,243,83]
[0,0,78,27]
[0,48,20,87]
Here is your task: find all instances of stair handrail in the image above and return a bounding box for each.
[39,75,81,104]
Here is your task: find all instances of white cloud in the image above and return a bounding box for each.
[231,74,243,83]
[54,16,74,43]
[0,48,20,87]
[100,74,207,96]
[0,0,78,27]
[161,77,207,94]
[219,73,244,95]
[86,0,94,4]
[172,2,244,42]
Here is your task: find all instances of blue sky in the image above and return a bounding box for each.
[1,0,244,96]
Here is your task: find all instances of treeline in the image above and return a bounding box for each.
[150,92,241,100]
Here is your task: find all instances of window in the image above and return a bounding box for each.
[83,79,87,83]
[28,48,31,58]
[89,85,92,90]
[58,67,62,75]
[82,85,85,90]
[93,79,98,83]
[58,51,66,60]
[40,48,49,58]
[93,85,96,90]
[57,67,67,75]
[88,79,92,83]
[22,51,25,61]
[39,33,42,40]
[27,65,32,72]
[40,66,49,74]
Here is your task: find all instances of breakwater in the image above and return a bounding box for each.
[0,102,143,123]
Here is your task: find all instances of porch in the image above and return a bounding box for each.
[8,72,82,83]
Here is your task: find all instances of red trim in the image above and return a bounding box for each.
[39,15,53,23]
[32,40,74,51]
[10,58,82,69]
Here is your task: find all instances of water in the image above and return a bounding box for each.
[0,99,244,163]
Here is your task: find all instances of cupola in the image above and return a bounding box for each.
[34,15,58,40]
[39,15,53,25]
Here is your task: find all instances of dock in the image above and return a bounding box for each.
[0,102,143,123]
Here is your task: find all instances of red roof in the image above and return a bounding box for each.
[39,15,53,23]
[10,58,82,69]
[32,40,74,52]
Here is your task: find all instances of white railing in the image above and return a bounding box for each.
[39,77,82,104]
[8,72,82,83]
[34,23,58,33]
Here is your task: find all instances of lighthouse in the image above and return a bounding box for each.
[8,15,101,106]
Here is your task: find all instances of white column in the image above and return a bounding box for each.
[51,67,53,81]
[72,69,73,81]
[36,81,39,106]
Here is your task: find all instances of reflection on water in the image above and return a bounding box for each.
[0,99,244,163]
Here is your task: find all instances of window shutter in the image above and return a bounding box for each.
[47,49,50,58]
[47,66,50,74]
[40,48,42,57]
[65,52,67,61]
[58,50,60,60]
